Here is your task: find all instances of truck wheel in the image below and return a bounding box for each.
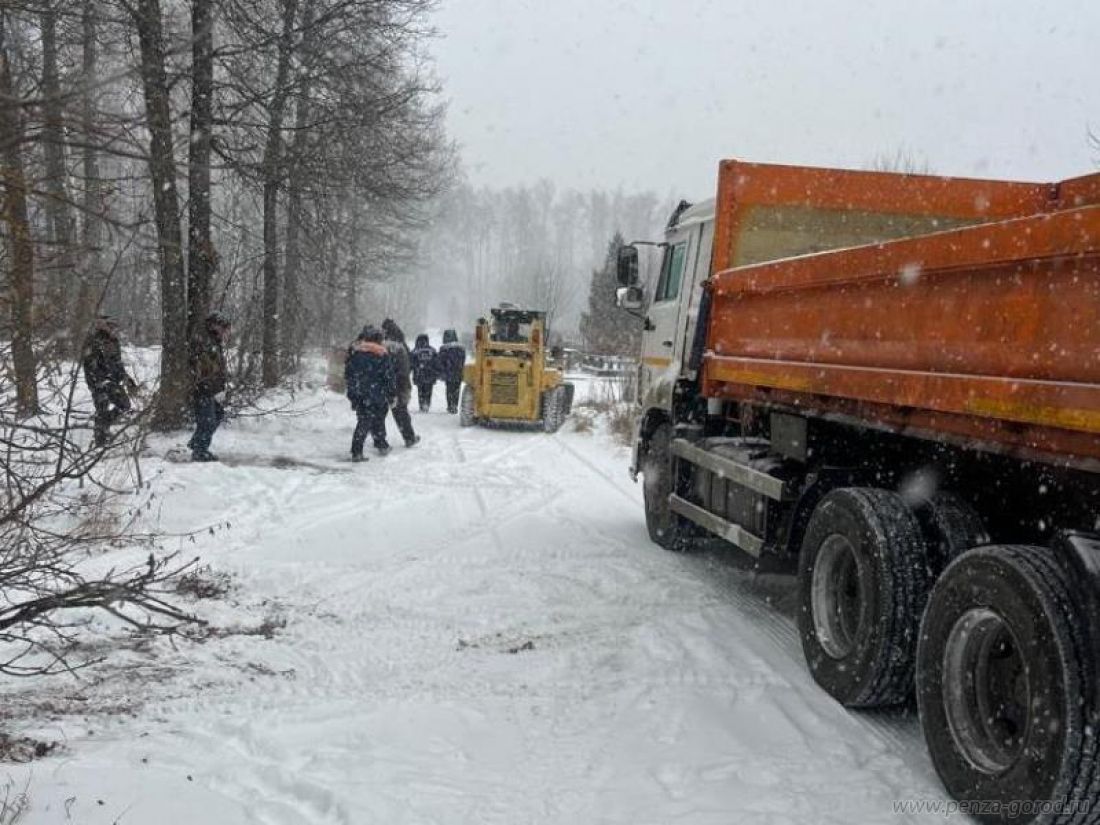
[917,545,1098,824]
[914,491,989,573]
[458,384,476,427]
[642,425,693,551]
[798,487,932,707]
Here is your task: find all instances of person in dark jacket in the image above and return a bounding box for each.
[345,325,396,459]
[188,312,231,462]
[381,319,419,446]
[81,315,135,447]
[410,333,439,412]
[438,328,466,414]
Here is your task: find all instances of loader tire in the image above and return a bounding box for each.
[541,387,565,433]
[641,425,694,552]
[458,384,476,427]
[798,487,932,707]
[917,545,1099,825]
[561,383,575,416]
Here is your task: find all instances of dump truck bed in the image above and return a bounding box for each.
[700,161,1100,467]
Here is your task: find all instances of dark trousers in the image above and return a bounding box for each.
[352,399,389,456]
[389,393,416,444]
[189,394,224,454]
[416,382,434,412]
[445,380,461,413]
[91,384,131,446]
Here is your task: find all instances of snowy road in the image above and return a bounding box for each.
[7,384,959,824]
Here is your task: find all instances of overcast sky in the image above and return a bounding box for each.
[431,0,1100,199]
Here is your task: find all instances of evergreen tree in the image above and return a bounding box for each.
[579,232,643,355]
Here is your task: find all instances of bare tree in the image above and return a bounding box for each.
[129,0,189,427]
[187,0,216,357]
[0,27,39,416]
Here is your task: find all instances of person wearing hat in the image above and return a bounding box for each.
[81,315,136,447]
[344,325,396,460]
[188,311,231,462]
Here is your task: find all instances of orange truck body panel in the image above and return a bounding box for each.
[701,160,1100,466]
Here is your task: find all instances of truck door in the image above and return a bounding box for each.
[639,233,690,408]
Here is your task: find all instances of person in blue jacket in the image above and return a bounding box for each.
[344,325,395,460]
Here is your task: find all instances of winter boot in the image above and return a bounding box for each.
[192,450,219,463]
[375,443,392,456]
[405,434,421,448]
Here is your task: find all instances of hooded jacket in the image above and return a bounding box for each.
[438,329,466,383]
[410,334,438,385]
[381,320,412,396]
[345,339,396,405]
[82,327,128,391]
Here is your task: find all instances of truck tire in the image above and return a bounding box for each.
[642,425,693,551]
[917,545,1099,825]
[914,491,989,573]
[458,384,476,427]
[798,487,932,707]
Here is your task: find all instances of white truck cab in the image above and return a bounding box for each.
[619,199,715,475]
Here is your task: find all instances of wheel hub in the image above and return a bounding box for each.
[942,607,1029,774]
[811,534,864,659]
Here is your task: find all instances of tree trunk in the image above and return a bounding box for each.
[72,0,102,349]
[280,0,315,375]
[40,6,77,328]
[260,0,299,387]
[187,0,215,360]
[0,47,39,416]
[132,0,189,428]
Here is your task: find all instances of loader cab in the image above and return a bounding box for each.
[619,199,715,413]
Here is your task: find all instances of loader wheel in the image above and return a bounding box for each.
[798,487,932,707]
[641,425,693,551]
[561,383,575,416]
[458,384,476,427]
[541,387,565,433]
[917,545,1098,824]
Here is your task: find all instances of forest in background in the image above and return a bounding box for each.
[0,0,674,431]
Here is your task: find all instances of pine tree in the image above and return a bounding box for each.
[579,232,643,355]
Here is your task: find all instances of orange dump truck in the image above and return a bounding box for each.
[615,160,1100,822]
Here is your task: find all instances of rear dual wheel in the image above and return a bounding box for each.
[917,545,1099,824]
[798,487,932,707]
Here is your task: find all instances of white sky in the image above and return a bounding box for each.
[431,0,1100,199]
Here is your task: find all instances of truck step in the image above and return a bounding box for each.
[671,438,792,501]
[669,494,765,557]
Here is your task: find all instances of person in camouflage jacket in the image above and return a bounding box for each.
[188,312,230,461]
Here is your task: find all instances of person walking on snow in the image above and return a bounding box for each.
[410,333,439,412]
[438,328,466,414]
[381,319,420,447]
[345,325,396,460]
[81,315,136,447]
[189,312,231,462]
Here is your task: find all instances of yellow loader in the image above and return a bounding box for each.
[459,307,575,432]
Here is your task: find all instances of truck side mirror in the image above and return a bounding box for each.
[616,246,639,287]
[616,286,644,311]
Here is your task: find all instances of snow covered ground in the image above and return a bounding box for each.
[0,375,961,824]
